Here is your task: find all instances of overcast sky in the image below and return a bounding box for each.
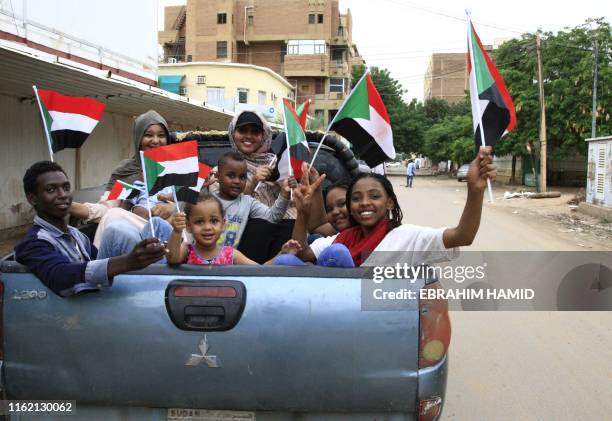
[159,0,611,102]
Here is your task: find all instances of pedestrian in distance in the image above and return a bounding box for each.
[406,159,416,188]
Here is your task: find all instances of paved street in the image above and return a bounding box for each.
[390,175,612,420]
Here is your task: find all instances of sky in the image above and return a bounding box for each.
[158,0,611,102]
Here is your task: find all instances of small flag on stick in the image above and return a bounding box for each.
[141,141,199,195]
[33,86,106,160]
[107,180,143,201]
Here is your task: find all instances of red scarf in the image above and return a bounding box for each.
[333,219,390,266]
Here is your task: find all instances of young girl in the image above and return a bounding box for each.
[167,192,301,265]
[293,146,496,267]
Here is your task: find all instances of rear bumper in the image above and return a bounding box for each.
[417,353,448,417]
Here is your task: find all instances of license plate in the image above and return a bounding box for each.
[168,409,255,421]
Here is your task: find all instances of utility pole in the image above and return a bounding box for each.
[591,39,599,138]
[536,32,547,192]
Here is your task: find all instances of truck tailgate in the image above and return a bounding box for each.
[1,264,421,413]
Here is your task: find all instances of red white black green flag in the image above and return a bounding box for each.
[467,19,516,150]
[273,99,311,180]
[327,71,395,167]
[141,141,199,195]
[34,87,106,154]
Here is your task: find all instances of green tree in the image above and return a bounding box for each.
[494,18,611,162]
[351,65,425,155]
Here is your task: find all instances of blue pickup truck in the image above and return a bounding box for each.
[0,259,450,421]
[0,132,450,420]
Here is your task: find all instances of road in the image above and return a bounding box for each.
[390,175,612,421]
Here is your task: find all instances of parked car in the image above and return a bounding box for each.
[456,164,470,182]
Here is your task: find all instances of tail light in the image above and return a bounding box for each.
[419,396,443,421]
[419,282,451,368]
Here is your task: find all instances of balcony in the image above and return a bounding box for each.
[283,54,330,77]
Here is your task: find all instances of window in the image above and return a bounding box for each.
[308,14,315,24]
[329,77,344,93]
[248,15,254,26]
[332,48,343,65]
[217,13,227,24]
[258,91,266,105]
[179,87,187,96]
[237,88,248,104]
[315,78,324,94]
[287,40,326,55]
[187,55,192,62]
[207,87,225,107]
[197,75,206,85]
[338,26,344,36]
[216,41,227,58]
[317,14,324,23]
[280,44,287,62]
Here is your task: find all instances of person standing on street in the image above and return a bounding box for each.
[406,160,416,188]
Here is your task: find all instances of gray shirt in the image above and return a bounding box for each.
[212,192,290,247]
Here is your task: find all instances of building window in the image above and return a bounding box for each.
[315,78,324,94]
[237,88,248,104]
[280,44,287,62]
[179,86,187,96]
[329,77,344,93]
[271,92,277,102]
[338,26,344,36]
[287,40,326,55]
[258,91,266,105]
[318,14,324,23]
[308,14,315,24]
[197,75,206,85]
[248,15,254,26]
[217,41,227,58]
[332,48,343,65]
[207,87,225,107]
[187,55,192,62]
[217,13,227,24]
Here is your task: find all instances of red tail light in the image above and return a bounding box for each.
[419,396,443,421]
[173,286,237,298]
[419,282,451,368]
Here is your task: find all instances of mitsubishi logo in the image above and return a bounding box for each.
[185,335,221,368]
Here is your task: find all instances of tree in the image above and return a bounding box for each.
[493,18,611,162]
[351,65,425,155]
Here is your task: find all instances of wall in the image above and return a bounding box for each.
[493,155,523,185]
[0,93,133,233]
[158,62,293,116]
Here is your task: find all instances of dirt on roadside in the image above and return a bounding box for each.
[488,186,612,249]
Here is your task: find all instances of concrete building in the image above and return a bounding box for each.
[0,2,231,238]
[158,61,294,123]
[159,0,363,127]
[423,46,493,104]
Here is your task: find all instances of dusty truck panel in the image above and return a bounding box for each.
[0,262,447,420]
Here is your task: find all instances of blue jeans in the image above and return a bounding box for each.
[274,243,355,268]
[97,217,173,262]
[407,175,414,187]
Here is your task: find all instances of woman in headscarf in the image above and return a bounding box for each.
[209,110,327,263]
[69,110,176,247]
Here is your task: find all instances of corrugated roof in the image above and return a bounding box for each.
[0,41,233,131]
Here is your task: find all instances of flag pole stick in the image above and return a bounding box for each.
[282,102,294,201]
[140,151,156,238]
[466,13,494,203]
[171,185,188,242]
[255,155,277,193]
[32,85,55,162]
[309,69,370,168]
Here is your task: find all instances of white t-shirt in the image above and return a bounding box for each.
[310,224,459,266]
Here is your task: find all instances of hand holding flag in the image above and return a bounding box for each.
[466,12,516,201]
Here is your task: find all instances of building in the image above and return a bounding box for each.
[0,1,231,237]
[158,61,295,122]
[423,46,493,104]
[158,0,363,127]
